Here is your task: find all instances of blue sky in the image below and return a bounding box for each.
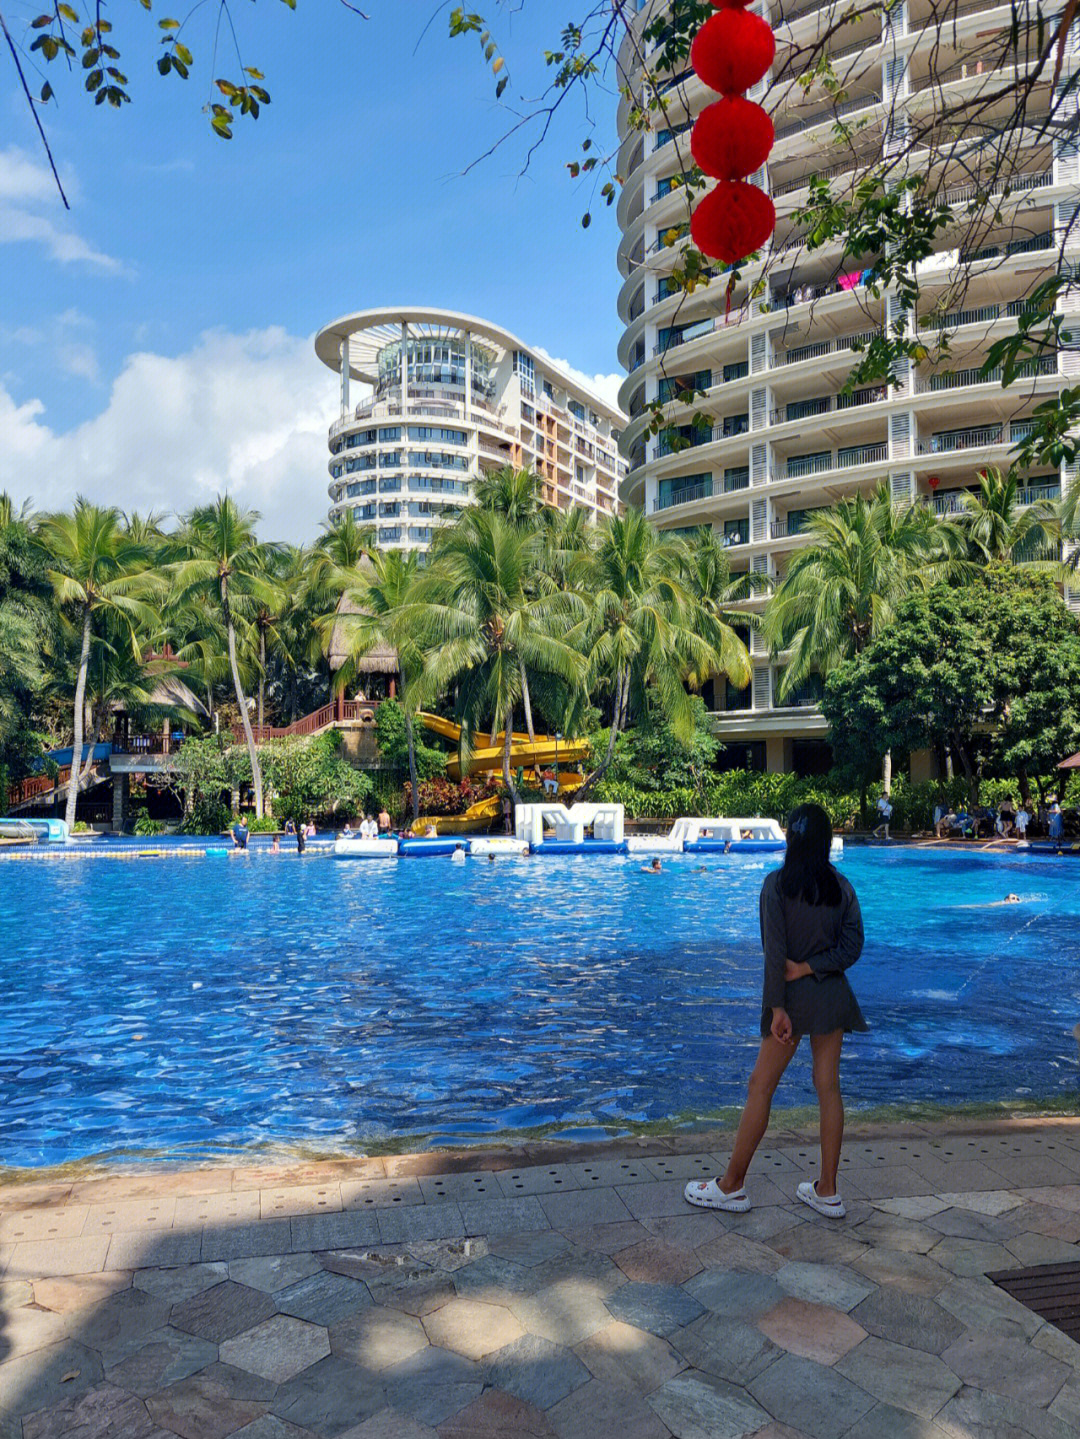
[0,1,625,536]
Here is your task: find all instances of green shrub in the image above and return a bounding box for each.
[374,701,446,779]
[247,815,278,833]
[134,816,167,836]
[179,799,232,835]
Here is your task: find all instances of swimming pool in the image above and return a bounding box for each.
[1,845,1078,1168]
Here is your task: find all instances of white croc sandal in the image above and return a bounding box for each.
[797,1180,846,1219]
[684,1178,752,1213]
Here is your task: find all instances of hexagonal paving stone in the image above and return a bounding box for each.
[220,1314,330,1383]
[548,1377,669,1439]
[330,1306,429,1371]
[146,1369,273,1439]
[382,1346,486,1428]
[648,1370,771,1439]
[437,1387,557,1437]
[772,1261,874,1314]
[756,1298,866,1366]
[229,1253,323,1295]
[486,1334,590,1412]
[605,1281,706,1337]
[750,1354,877,1439]
[668,1314,781,1388]
[682,1269,782,1321]
[104,1326,218,1396]
[612,1240,702,1287]
[940,1332,1072,1407]
[836,1337,961,1420]
[574,1318,685,1394]
[65,1286,172,1366]
[509,1278,615,1347]
[272,1353,386,1435]
[423,1298,525,1361]
[133,1265,229,1306]
[21,1382,162,1439]
[275,1270,372,1326]
[850,1288,964,1356]
[171,1281,276,1344]
[33,1270,133,1314]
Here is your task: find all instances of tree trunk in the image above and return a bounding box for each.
[65,606,92,831]
[224,583,264,818]
[1017,761,1032,811]
[289,671,298,724]
[574,665,627,802]
[79,707,103,786]
[520,664,536,745]
[952,735,978,809]
[502,709,520,805]
[258,628,265,729]
[882,749,892,797]
[405,708,420,825]
[944,745,954,781]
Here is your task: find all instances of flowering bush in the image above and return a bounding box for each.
[404,775,500,816]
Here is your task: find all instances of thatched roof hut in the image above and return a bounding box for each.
[327,591,399,677]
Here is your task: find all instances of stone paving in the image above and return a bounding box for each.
[4,1120,1080,1437]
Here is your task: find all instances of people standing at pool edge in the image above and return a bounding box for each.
[686,803,866,1219]
[231,817,249,850]
[873,792,892,840]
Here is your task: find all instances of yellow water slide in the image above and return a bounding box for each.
[414,713,591,833]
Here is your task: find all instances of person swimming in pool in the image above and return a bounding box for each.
[642,858,662,873]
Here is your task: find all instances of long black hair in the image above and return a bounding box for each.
[779,802,842,907]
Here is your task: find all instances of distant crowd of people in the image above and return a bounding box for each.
[931,794,1068,843]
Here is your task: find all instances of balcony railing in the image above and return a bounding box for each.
[774,92,881,141]
[783,441,888,478]
[654,478,714,511]
[915,354,1059,393]
[917,420,1046,454]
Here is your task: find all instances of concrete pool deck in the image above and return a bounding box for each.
[4,1118,1080,1438]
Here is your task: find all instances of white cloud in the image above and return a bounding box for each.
[533,346,625,416]
[5,308,101,382]
[0,145,124,273]
[0,327,339,540]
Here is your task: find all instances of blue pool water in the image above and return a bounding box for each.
[1,844,1078,1168]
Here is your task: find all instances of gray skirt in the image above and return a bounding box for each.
[760,973,868,1039]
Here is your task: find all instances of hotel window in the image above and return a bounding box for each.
[514,351,535,398]
[569,399,586,422]
[543,379,555,400]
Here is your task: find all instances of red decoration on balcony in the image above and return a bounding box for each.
[928,475,940,489]
[691,96,774,180]
[691,181,776,265]
[690,10,775,97]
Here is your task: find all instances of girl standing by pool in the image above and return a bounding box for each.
[686,803,866,1219]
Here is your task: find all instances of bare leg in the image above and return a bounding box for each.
[810,1030,845,1196]
[719,1036,800,1192]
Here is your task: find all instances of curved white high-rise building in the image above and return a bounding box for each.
[617,0,1075,773]
[315,307,627,551]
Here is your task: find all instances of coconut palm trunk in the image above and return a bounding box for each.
[404,708,421,824]
[64,606,92,831]
[258,628,266,728]
[576,665,627,802]
[882,749,892,797]
[223,582,264,818]
[502,711,519,805]
[520,664,537,745]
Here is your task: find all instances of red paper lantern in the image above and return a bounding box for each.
[928,475,940,489]
[690,10,775,97]
[692,96,774,181]
[710,0,753,7]
[690,181,776,264]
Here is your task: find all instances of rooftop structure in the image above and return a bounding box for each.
[315,307,628,551]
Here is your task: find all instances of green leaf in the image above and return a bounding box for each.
[85,68,102,90]
[581,212,591,228]
[175,42,192,64]
[81,46,99,67]
[40,80,53,101]
[57,3,79,21]
[158,17,180,29]
[30,15,52,29]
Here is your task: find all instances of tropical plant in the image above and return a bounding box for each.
[678,525,754,695]
[957,467,1057,566]
[763,485,957,697]
[36,500,158,830]
[474,465,543,526]
[0,494,56,775]
[410,510,586,802]
[570,509,731,798]
[331,547,427,821]
[167,496,280,818]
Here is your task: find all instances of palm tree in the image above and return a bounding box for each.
[764,485,955,696]
[474,465,543,526]
[332,548,428,822]
[0,494,55,777]
[410,510,586,803]
[168,496,280,818]
[36,500,158,830]
[678,526,754,697]
[959,466,1057,565]
[570,510,726,799]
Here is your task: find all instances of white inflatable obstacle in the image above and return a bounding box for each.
[515,802,624,848]
[333,836,399,858]
[469,837,530,857]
